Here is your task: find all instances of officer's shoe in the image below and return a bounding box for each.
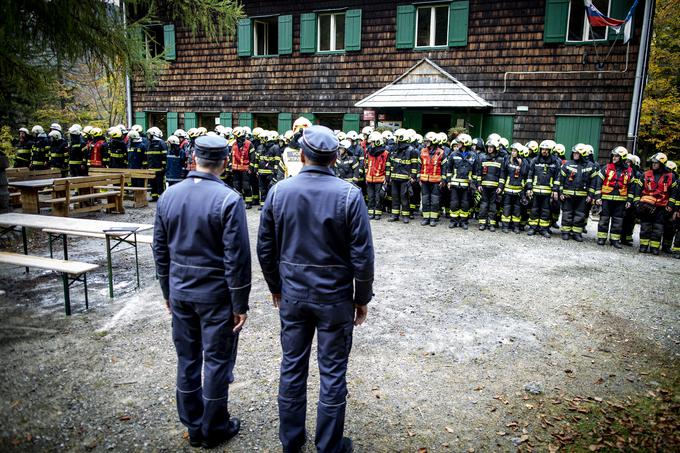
[572,233,584,242]
[561,233,570,241]
[388,215,399,222]
[540,229,551,238]
[639,245,649,253]
[527,228,536,236]
[596,238,606,246]
[611,240,622,250]
[429,219,438,227]
[340,437,354,453]
[448,220,457,229]
[420,219,430,226]
[461,222,469,230]
[479,224,486,231]
[201,418,240,449]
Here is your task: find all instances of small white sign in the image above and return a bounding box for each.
[516,106,529,112]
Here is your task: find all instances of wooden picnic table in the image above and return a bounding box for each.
[7,178,55,213]
[0,213,154,298]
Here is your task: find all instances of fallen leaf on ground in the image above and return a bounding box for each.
[118,415,131,421]
[445,426,454,433]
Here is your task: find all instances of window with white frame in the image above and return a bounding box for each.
[254,17,278,56]
[567,0,610,42]
[318,12,345,52]
[416,5,449,48]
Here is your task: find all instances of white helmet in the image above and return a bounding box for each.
[252,127,264,138]
[414,133,423,144]
[147,126,163,139]
[368,131,382,143]
[48,130,62,140]
[362,126,374,136]
[206,131,218,137]
[107,126,123,139]
[50,123,62,132]
[187,128,200,138]
[131,124,143,133]
[394,129,409,142]
[283,130,295,142]
[174,128,188,139]
[336,131,347,141]
[486,137,501,149]
[457,133,473,147]
[223,127,233,136]
[167,135,180,145]
[436,132,447,145]
[68,124,82,135]
[382,130,393,140]
[539,139,556,151]
[499,137,510,149]
[487,133,501,143]
[19,127,29,134]
[339,139,351,149]
[424,131,438,143]
[197,127,208,136]
[233,126,245,138]
[242,126,251,136]
[626,154,641,167]
[31,125,45,136]
[346,130,359,141]
[293,116,312,133]
[127,130,141,142]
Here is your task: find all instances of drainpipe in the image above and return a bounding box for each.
[627,0,655,154]
[122,0,133,127]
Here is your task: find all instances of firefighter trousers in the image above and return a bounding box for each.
[367,182,384,216]
[597,199,625,242]
[478,187,498,226]
[232,171,252,204]
[622,204,637,243]
[249,172,259,205]
[410,180,420,215]
[69,164,86,177]
[560,196,587,234]
[449,186,471,221]
[150,169,165,201]
[639,204,665,251]
[390,179,410,217]
[420,182,441,219]
[258,173,274,204]
[529,194,552,230]
[501,193,522,227]
[662,211,674,251]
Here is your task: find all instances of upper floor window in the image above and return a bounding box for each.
[144,24,165,58]
[567,0,610,42]
[254,17,279,56]
[416,5,449,47]
[318,12,345,52]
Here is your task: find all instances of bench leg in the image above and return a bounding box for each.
[62,233,68,260]
[22,226,28,273]
[106,235,113,299]
[48,233,54,259]
[134,233,140,288]
[84,273,89,310]
[62,272,71,316]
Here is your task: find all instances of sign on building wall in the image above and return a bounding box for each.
[362,110,376,121]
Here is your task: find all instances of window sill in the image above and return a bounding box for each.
[563,40,610,46]
[252,54,281,58]
[413,46,449,51]
[316,50,346,55]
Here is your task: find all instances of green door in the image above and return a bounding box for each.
[555,116,603,160]
[483,114,514,141]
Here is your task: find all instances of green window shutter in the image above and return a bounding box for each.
[609,0,633,42]
[482,115,515,142]
[278,112,292,133]
[544,0,569,43]
[345,9,362,51]
[300,13,317,54]
[133,26,145,59]
[167,112,178,134]
[183,112,197,130]
[134,111,148,131]
[403,111,422,131]
[239,112,253,129]
[219,112,233,128]
[396,5,416,49]
[302,113,316,123]
[278,15,293,55]
[342,113,360,132]
[237,18,252,57]
[448,1,470,47]
[163,24,176,60]
[555,116,603,160]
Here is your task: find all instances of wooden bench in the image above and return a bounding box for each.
[45,175,125,217]
[0,251,98,315]
[6,168,61,208]
[89,168,156,208]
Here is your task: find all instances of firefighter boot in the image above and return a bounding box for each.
[513,226,521,234]
[651,247,660,256]
[527,228,537,236]
[596,238,606,246]
[611,240,622,250]
[639,245,649,253]
[388,215,399,222]
[374,215,381,220]
[448,219,457,229]
[571,233,584,242]
[620,239,633,246]
[429,219,438,227]
[461,221,469,230]
[540,229,551,239]
[502,226,510,234]
[402,216,410,224]
[489,225,496,232]
[420,219,429,226]
[561,232,570,241]
[368,214,375,220]
[479,224,487,231]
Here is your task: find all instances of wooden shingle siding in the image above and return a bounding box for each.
[131,0,642,152]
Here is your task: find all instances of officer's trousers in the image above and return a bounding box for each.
[150,169,165,201]
[501,193,522,227]
[560,196,587,233]
[662,210,674,251]
[597,199,626,242]
[639,203,665,251]
[478,187,498,226]
[278,298,354,453]
[390,179,410,217]
[449,186,471,221]
[420,182,441,219]
[233,171,252,204]
[259,173,274,203]
[171,299,236,439]
[366,182,383,216]
[529,193,552,230]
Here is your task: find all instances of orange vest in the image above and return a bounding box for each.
[366,150,389,183]
[89,139,104,167]
[601,163,632,196]
[640,170,673,207]
[231,140,251,172]
[419,147,444,183]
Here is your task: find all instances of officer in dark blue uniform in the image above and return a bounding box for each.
[257,125,375,453]
[152,135,251,449]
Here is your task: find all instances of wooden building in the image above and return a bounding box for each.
[130,0,648,159]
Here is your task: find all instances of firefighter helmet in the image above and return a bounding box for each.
[130,124,143,133]
[174,128,188,139]
[147,126,163,139]
[339,139,351,150]
[336,131,347,141]
[650,152,668,165]
[611,146,628,160]
[382,130,393,141]
[242,126,251,136]
[414,133,423,144]
[252,127,264,138]
[510,142,523,152]
[197,127,208,136]
[91,127,103,137]
[519,146,531,158]
[572,143,588,157]
[31,125,44,136]
[107,126,123,139]
[499,137,510,149]
[584,144,595,156]
[127,130,141,142]
[117,124,128,135]
[68,124,82,135]
[293,116,312,133]
[362,126,374,136]
[487,133,501,143]
[539,139,556,151]
[436,132,447,145]
[167,135,180,145]
[233,126,245,138]
[457,133,473,147]
[19,127,29,134]
[187,128,200,138]
[486,137,501,149]
[553,143,566,157]
[526,140,539,152]
[472,137,484,149]
[50,123,62,132]
[666,160,677,173]
[283,130,295,143]
[82,125,93,137]
[223,127,233,137]
[48,130,62,140]
[424,131,438,143]
[626,153,640,167]
[346,130,359,141]
[370,131,384,146]
[394,129,409,143]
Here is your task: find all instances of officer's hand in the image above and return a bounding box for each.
[560,194,566,202]
[496,187,502,195]
[666,206,673,212]
[233,313,247,334]
[354,304,368,326]
[586,196,592,204]
[526,190,533,199]
[596,199,602,206]
[551,192,559,202]
[271,293,281,309]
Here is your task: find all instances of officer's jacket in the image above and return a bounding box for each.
[335,152,360,182]
[558,159,598,197]
[146,138,167,170]
[128,140,146,169]
[388,143,417,180]
[30,135,50,167]
[500,156,528,194]
[68,135,86,165]
[257,165,374,305]
[475,151,504,188]
[527,154,560,194]
[107,138,128,168]
[153,171,251,313]
[165,145,186,181]
[49,139,68,169]
[257,142,282,175]
[445,148,477,188]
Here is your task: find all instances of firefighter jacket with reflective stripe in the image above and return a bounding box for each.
[88,138,107,167]
[256,142,282,175]
[335,152,360,182]
[166,144,186,181]
[640,169,674,207]
[500,156,528,194]
[596,162,633,201]
[107,138,128,168]
[30,136,50,167]
[128,140,147,169]
[387,143,417,180]
[49,139,68,169]
[475,151,505,188]
[418,146,444,183]
[444,148,477,188]
[146,138,167,170]
[527,154,560,194]
[231,139,253,172]
[68,135,86,165]
[558,159,598,197]
[15,138,32,166]
[365,146,389,183]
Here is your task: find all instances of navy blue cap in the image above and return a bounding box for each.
[194,135,229,161]
[298,125,339,161]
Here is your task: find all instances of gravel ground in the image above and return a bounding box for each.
[0,205,678,452]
